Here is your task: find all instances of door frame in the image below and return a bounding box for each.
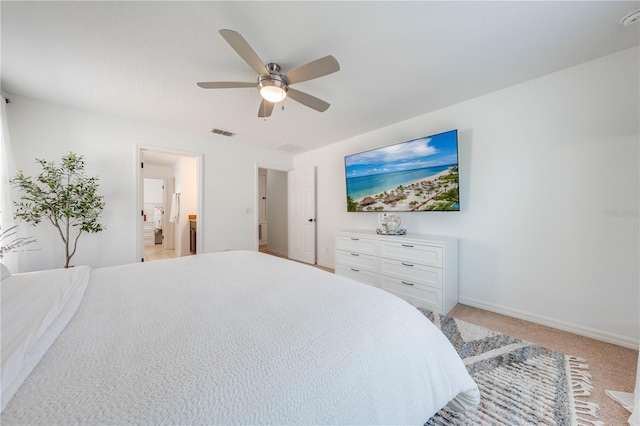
[254,163,291,252]
[136,145,204,262]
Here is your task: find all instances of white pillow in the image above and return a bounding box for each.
[1,266,91,411]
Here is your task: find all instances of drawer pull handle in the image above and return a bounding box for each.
[401,262,414,267]
[401,281,415,286]
[351,253,360,256]
[351,238,360,241]
[401,244,414,248]
[351,268,360,272]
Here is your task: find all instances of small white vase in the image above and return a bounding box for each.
[386,215,402,232]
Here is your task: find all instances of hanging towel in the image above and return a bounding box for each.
[169,193,180,223]
[153,206,162,229]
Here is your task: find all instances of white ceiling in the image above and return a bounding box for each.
[2,1,639,154]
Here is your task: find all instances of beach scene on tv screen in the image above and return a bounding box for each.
[345,130,459,212]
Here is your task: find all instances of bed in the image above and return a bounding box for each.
[1,250,479,424]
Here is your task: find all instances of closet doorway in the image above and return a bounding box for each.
[138,147,203,262]
[256,166,289,258]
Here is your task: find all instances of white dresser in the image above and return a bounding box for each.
[335,230,458,314]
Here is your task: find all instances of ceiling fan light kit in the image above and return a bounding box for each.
[258,69,288,103]
[197,29,339,118]
[259,84,287,103]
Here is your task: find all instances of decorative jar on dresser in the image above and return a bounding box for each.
[335,230,458,315]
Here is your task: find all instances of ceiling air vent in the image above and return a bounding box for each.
[211,128,234,137]
[273,143,303,153]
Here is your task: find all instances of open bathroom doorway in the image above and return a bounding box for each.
[142,176,173,260]
[138,146,203,262]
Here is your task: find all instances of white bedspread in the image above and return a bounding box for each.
[1,251,478,424]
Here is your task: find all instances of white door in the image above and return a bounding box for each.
[288,167,316,264]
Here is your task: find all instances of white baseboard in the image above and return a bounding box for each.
[458,297,639,350]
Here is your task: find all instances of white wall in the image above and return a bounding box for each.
[294,47,640,347]
[266,169,288,256]
[7,96,293,270]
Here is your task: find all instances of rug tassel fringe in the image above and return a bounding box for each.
[575,416,605,426]
[571,369,592,381]
[569,357,591,372]
[572,381,594,397]
[568,356,594,397]
[567,355,601,424]
[575,400,604,426]
[574,400,601,416]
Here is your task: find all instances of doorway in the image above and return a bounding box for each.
[138,146,203,262]
[255,165,317,265]
[256,166,289,258]
[143,177,172,261]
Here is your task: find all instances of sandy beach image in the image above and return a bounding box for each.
[348,166,459,212]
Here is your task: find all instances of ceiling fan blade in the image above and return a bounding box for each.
[219,29,269,76]
[287,88,330,112]
[258,99,274,118]
[197,82,256,89]
[284,55,340,85]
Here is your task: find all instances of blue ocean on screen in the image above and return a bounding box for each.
[346,165,452,200]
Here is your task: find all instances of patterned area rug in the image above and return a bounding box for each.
[420,309,603,426]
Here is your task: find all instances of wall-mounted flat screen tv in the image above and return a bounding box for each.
[345,129,459,212]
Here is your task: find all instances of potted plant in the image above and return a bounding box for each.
[11,152,105,268]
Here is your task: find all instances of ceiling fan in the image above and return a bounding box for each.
[197,29,340,118]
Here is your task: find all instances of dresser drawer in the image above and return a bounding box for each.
[380,275,442,311]
[336,265,378,287]
[335,250,377,273]
[379,240,443,268]
[336,235,378,256]
[379,258,442,290]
